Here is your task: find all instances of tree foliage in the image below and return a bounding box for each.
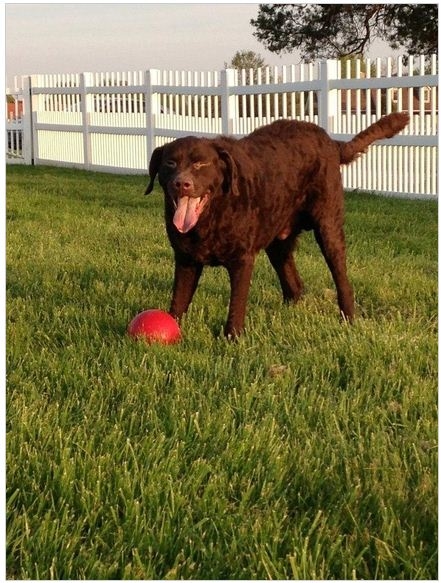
[224,50,266,71]
[251,4,438,61]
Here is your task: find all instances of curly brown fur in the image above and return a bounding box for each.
[146,113,409,337]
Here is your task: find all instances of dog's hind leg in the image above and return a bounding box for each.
[265,237,304,303]
[313,223,354,321]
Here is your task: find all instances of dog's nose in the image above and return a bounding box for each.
[173,176,194,194]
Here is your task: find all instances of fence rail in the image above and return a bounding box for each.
[6,54,439,198]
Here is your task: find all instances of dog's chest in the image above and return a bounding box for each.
[165,196,257,264]
[170,225,252,266]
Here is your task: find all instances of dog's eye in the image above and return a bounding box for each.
[193,161,209,170]
[164,159,177,169]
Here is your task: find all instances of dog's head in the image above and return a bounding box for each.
[145,137,240,234]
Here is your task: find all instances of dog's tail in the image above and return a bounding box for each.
[338,112,409,164]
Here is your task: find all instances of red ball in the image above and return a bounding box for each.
[127,309,181,344]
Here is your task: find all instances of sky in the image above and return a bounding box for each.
[5,3,398,90]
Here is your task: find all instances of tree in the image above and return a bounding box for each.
[224,50,266,71]
[251,4,438,62]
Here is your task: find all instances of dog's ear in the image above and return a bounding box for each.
[145,146,164,195]
[216,147,240,196]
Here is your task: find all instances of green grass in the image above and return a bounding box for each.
[6,165,437,579]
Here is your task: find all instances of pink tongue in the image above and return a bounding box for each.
[173,196,201,233]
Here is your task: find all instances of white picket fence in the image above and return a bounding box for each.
[6,55,439,198]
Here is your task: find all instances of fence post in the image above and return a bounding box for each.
[80,73,93,170]
[318,60,339,134]
[29,75,44,166]
[21,76,34,164]
[221,68,237,135]
[145,69,160,161]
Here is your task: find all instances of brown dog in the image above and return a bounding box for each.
[146,112,409,337]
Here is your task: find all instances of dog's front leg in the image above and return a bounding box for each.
[225,256,255,338]
[169,258,203,320]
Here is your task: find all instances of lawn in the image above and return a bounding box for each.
[6,165,438,579]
